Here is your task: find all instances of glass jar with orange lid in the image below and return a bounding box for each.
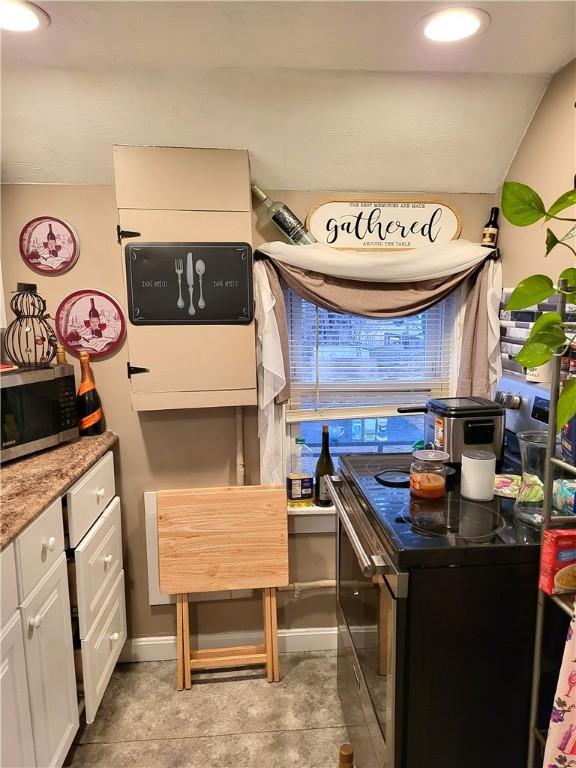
[409,450,450,499]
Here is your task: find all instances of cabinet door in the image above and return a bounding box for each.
[1,612,36,768]
[119,208,256,407]
[21,554,78,768]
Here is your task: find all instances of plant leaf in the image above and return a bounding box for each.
[546,189,576,220]
[501,182,546,226]
[528,311,563,340]
[546,228,560,256]
[505,274,555,310]
[558,379,576,430]
[515,342,554,367]
[531,327,566,349]
[560,268,576,289]
[562,222,576,242]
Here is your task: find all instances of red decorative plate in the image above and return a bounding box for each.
[55,290,126,359]
[19,216,80,275]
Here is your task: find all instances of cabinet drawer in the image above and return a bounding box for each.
[80,570,126,725]
[66,452,115,547]
[1,544,18,621]
[70,497,123,638]
[15,498,64,602]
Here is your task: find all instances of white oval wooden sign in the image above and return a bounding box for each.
[307,198,462,251]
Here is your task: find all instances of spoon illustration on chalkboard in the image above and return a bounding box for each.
[195,259,206,309]
[186,252,195,316]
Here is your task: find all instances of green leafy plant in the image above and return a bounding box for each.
[502,182,576,429]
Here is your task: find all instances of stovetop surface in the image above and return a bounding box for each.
[338,452,541,568]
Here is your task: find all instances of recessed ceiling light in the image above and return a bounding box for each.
[419,7,490,43]
[0,0,50,31]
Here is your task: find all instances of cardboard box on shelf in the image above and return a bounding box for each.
[539,529,576,595]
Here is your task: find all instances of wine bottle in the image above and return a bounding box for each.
[77,351,104,436]
[315,424,335,507]
[47,223,57,254]
[88,298,100,332]
[481,207,499,248]
[252,184,317,245]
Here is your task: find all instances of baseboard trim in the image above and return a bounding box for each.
[119,626,338,663]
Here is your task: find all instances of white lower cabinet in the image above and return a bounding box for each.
[1,611,36,768]
[21,554,79,768]
[1,450,125,767]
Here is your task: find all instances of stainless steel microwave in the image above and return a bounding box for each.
[1,365,79,463]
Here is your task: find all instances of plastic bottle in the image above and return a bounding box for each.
[287,437,314,508]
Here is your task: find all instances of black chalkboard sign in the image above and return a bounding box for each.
[125,242,253,325]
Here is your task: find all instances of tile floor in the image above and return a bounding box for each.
[65,651,350,768]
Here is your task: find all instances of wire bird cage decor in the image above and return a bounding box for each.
[4,283,57,368]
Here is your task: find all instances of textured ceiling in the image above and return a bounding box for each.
[2,1,575,190]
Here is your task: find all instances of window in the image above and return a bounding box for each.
[284,289,460,457]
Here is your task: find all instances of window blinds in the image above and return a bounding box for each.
[284,289,458,415]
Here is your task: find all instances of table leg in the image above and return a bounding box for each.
[176,594,184,691]
[270,587,280,682]
[182,593,191,689]
[263,588,274,682]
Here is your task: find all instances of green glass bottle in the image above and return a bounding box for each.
[252,184,317,245]
[315,425,335,507]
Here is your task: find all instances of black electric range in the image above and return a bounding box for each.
[338,452,541,569]
[332,452,550,768]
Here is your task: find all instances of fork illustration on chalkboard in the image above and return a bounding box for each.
[174,258,185,309]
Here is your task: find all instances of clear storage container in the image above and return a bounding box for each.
[287,437,314,508]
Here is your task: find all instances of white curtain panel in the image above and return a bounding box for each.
[486,258,503,393]
[254,262,286,484]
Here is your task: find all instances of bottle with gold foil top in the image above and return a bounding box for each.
[56,344,68,365]
[77,351,104,436]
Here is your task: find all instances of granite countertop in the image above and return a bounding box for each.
[1,431,118,550]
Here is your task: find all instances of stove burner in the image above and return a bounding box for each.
[404,497,505,540]
[374,469,410,488]
[364,457,399,474]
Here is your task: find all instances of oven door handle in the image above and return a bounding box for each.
[326,475,378,578]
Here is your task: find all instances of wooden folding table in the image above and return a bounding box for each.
[157,485,288,689]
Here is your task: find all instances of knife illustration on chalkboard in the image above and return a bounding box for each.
[186,252,195,316]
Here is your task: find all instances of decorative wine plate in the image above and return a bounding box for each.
[19,216,80,274]
[55,289,126,358]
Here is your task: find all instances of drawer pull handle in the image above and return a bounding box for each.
[96,488,105,500]
[42,536,57,552]
[103,554,113,566]
[29,614,42,630]
[110,632,119,642]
